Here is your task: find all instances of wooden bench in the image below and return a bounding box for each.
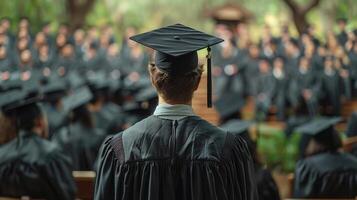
[73,171,96,200]
[285,197,357,200]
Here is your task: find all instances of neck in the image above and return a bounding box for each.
[30,127,43,138]
[158,96,192,106]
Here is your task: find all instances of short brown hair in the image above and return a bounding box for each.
[149,64,203,103]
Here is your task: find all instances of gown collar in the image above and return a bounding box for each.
[153,103,196,120]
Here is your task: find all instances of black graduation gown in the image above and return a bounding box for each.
[83,53,105,72]
[213,49,245,98]
[272,73,290,120]
[120,51,149,77]
[242,57,260,96]
[99,102,127,134]
[336,31,348,46]
[54,56,81,73]
[54,123,106,171]
[255,72,276,120]
[0,57,13,72]
[34,54,56,70]
[255,167,280,200]
[319,71,342,115]
[294,152,357,198]
[0,131,76,199]
[94,116,257,200]
[289,69,320,116]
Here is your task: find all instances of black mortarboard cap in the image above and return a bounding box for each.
[135,86,158,102]
[220,119,253,135]
[22,78,42,98]
[43,78,67,101]
[87,75,110,92]
[62,86,93,113]
[214,92,245,119]
[0,80,23,92]
[130,23,224,107]
[0,89,40,112]
[295,117,342,136]
[295,117,343,154]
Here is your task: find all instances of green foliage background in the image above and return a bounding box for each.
[0,0,356,41]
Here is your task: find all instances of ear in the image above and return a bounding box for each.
[193,74,201,91]
[148,64,155,87]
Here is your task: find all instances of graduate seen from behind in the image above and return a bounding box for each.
[293,117,357,198]
[0,89,76,199]
[94,24,258,200]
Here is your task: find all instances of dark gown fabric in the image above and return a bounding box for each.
[255,167,280,200]
[319,71,342,115]
[54,123,106,170]
[94,115,257,200]
[289,69,320,116]
[293,152,357,198]
[255,72,276,120]
[0,131,76,200]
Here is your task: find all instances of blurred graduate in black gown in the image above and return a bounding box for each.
[319,56,343,116]
[255,57,275,120]
[54,87,105,171]
[95,24,257,200]
[271,56,290,120]
[289,57,320,117]
[293,117,357,198]
[0,89,76,199]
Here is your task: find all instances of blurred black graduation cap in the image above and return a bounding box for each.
[22,78,42,99]
[0,80,22,92]
[135,86,157,102]
[295,117,343,157]
[42,78,67,101]
[295,117,342,136]
[87,76,110,92]
[214,92,245,120]
[130,23,224,107]
[62,86,93,113]
[0,89,41,113]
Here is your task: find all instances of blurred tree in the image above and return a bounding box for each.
[65,0,97,31]
[282,0,321,35]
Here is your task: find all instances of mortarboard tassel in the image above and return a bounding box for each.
[207,47,212,108]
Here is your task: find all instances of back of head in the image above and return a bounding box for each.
[149,64,202,104]
[305,127,342,157]
[15,103,43,132]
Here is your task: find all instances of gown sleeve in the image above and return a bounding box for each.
[256,168,280,200]
[41,148,77,200]
[231,134,259,200]
[94,135,122,200]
